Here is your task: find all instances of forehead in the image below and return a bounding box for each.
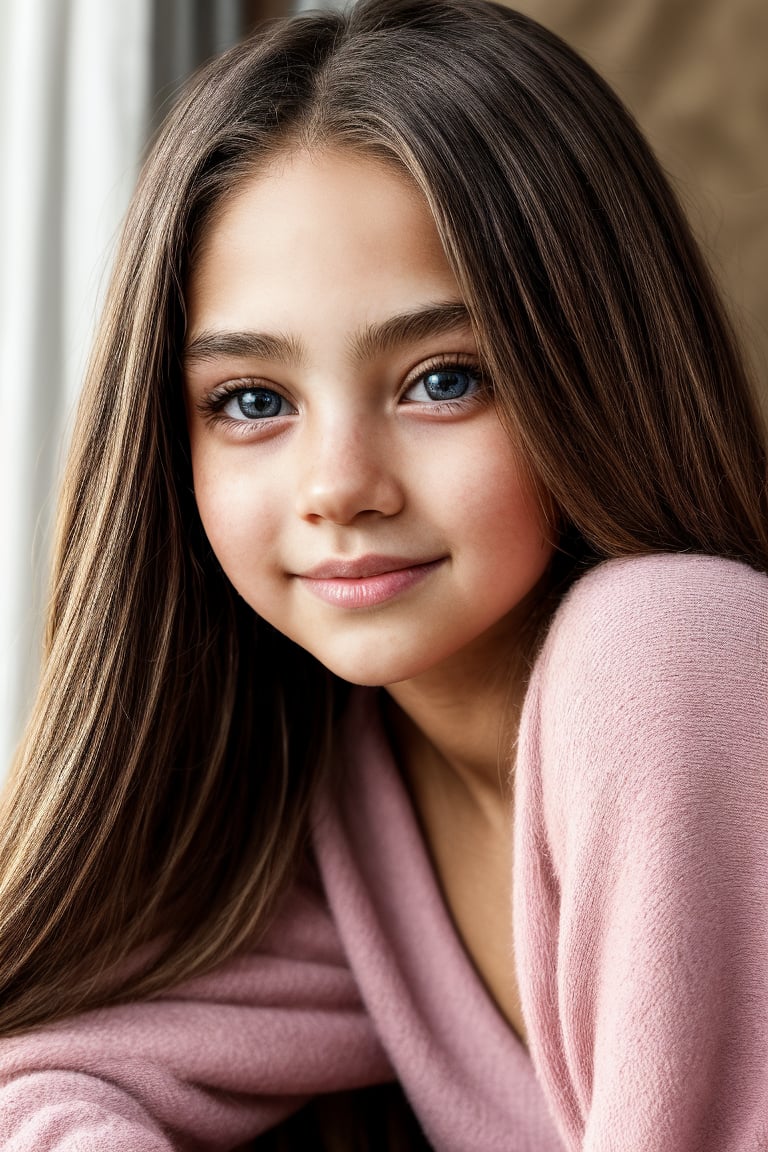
[187,147,455,310]
[199,144,433,237]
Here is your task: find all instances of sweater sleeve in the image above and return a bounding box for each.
[0,866,393,1151]
[514,553,768,1152]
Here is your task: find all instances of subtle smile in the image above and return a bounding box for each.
[296,555,446,608]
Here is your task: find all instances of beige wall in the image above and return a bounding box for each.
[502,0,768,405]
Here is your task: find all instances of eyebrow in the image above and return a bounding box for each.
[351,301,473,362]
[183,328,304,368]
[183,301,474,369]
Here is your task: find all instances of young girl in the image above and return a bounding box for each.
[1,0,767,1148]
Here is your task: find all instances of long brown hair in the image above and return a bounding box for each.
[1,0,766,1039]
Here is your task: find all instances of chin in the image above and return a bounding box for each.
[302,641,445,689]
[313,660,410,689]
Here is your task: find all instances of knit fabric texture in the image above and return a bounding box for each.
[1,553,766,1150]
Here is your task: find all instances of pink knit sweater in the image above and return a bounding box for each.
[1,553,767,1150]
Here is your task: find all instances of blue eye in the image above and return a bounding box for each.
[224,388,288,420]
[405,362,483,404]
[423,369,472,400]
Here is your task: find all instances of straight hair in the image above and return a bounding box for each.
[1,0,766,1043]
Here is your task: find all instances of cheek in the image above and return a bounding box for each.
[489,466,549,548]
[477,493,553,597]
[190,453,279,590]
[442,426,551,564]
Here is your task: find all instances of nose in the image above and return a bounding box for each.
[294,414,404,525]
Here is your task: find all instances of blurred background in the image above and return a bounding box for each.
[1,0,766,781]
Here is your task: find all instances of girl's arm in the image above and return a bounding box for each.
[515,552,768,1152]
[0,867,392,1151]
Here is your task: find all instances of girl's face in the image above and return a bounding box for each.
[184,148,554,687]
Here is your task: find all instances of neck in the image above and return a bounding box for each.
[382,606,542,824]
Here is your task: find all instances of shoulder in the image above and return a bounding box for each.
[538,551,768,691]
[523,554,768,860]
[527,553,768,788]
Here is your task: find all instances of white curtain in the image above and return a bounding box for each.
[0,0,152,781]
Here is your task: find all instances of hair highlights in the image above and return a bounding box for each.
[1,0,765,1045]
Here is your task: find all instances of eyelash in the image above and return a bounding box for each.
[401,355,486,413]
[196,354,488,433]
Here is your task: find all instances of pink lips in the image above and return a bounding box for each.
[297,554,445,608]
